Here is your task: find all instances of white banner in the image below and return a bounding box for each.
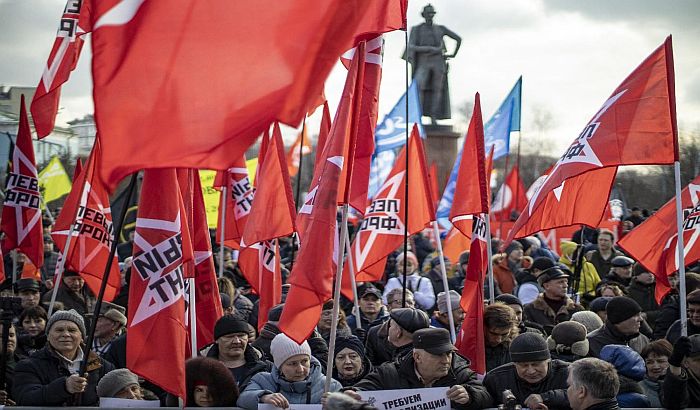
[259,404,322,410]
[100,397,160,408]
[357,387,450,410]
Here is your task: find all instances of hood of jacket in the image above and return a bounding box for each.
[599,345,646,381]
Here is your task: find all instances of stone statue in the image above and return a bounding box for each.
[405,4,461,124]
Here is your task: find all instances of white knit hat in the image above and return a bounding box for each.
[270,333,312,368]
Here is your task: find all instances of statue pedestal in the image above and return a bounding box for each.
[424,124,460,193]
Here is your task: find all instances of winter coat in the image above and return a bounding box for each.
[666,318,700,345]
[252,323,329,369]
[485,343,511,373]
[15,333,46,360]
[353,351,492,410]
[206,343,272,389]
[233,292,254,323]
[585,249,623,279]
[41,286,90,315]
[653,293,680,340]
[626,278,660,326]
[560,241,601,297]
[237,356,341,410]
[639,377,663,408]
[492,255,517,294]
[663,367,700,409]
[523,293,584,335]
[365,319,394,366]
[12,345,113,406]
[346,307,388,332]
[587,322,649,358]
[598,344,650,407]
[483,359,570,409]
[581,398,620,410]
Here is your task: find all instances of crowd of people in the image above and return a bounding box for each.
[0,210,696,409]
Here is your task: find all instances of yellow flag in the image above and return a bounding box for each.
[199,170,220,228]
[38,156,72,203]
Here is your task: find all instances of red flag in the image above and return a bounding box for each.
[491,166,528,222]
[73,158,83,180]
[214,157,254,249]
[1,95,44,269]
[127,169,193,398]
[286,123,312,177]
[31,0,92,138]
[428,161,440,209]
[456,215,488,375]
[0,250,5,283]
[239,124,297,328]
[617,175,700,303]
[450,94,489,236]
[315,102,332,164]
[51,140,121,300]
[92,1,406,189]
[510,37,677,242]
[342,125,433,298]
[186,170,223,350]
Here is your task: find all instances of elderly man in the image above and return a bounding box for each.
[349,328,491,410]
[207,316,271,389]
[365,289,415,366]
[664,335,700,409]
[90,302,127,357]
[587,296,649,358]
[566,358,620,410]
[385,307,430,361]
[585,229,623,278]
[523,266,583,334]
[383,251,435,310]
[347,286,388,331]
[604,256,635,287]
[483,332,570,409]
[432,290,464,331]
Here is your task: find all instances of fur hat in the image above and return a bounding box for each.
[270,333,312,368]
[547,321,589,357]
[571,311,604,333]
[185,357,239,407]
[97,368,140,398]
[46,309,86,338]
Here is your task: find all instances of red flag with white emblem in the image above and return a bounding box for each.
[342,125,433,298]
[51,139,120,300]
[127,169,193,398]
[491,166,528,222]
[618,174,700,303]
[1,96,44,269]
[509,37,677,242]
[214,157,254,249]
[239,123,296,329]
[31,0,92,138]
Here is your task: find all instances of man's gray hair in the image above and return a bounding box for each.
[386,288,414,302]
[569,358,619,400]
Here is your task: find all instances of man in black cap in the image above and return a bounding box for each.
[515,257,554,305]
[604,255,635,287]
[483,332,570,409]
[206,316,271,389]
[15,278,42,310]
[348,328,492,410]
[523,265,583,334]
[587,296,649,358]
[663,334,700,408]
[347,286,388,332]
[584,229,623,278]
[385,307,430,361]
[365,289,415,366]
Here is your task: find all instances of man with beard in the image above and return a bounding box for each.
[484,332,570,409]
[207,316,271,389]
[492,241,524,294]
[587,296,649,358]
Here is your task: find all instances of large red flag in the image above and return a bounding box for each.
[127,169,193,398]
[239,123,296,329]
[617,175,700,303]
[31,0,92,138]
[510,37,677,242]
[315,102,332,164]
[286,123,312,177]
[342,125,433,298]
[491,166,528,222]
[1,96,44,269]
[428,161,440,209]
[450,94,489,236]
[92,1,405,189]
[51,140,121,300]
[214,157,254,249]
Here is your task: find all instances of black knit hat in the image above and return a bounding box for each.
[589,297,612,313]
[510,332,550,362]
[214,316,251,339]
[495,294,522,307]
[606,296,642,324]
[390,308,429,333]
[334,336,365,360]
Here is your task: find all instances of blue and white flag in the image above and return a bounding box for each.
[368,81,424,198]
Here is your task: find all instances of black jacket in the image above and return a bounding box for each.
[15,333,46,360]
[626,279,660,326]
[353,352,492,410]
[663,367,700,409]
[586,322,649,358]
[365,319,394,366]
[12,345,113,406]
[485,343,511,373]
[582,398,620,410]
[654,293,680,340]
[666,318,700,345]
[252,322,328,369]
[483,360,570,409]
[205,343,271,389]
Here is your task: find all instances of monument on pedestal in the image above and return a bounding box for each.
[404,4,462,191]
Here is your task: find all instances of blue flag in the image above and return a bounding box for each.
[368,81,424,198]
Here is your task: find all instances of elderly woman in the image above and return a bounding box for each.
[238,333,341,410]
[97,368,144,401]
[332,336,372,387]
[12,309,114,406]
[16,306,48,359]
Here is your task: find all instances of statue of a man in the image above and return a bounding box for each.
[405,4,461,124]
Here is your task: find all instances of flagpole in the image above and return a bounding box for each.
[484,216,496,303]
[325,204,350,393]
[189,277,198,357]
[498,155,510,236]
[218,186,227,278]
[432,221,456,342]
[344,228,362,330]
[290,122,307,271]
[47,222,78,316]
[674,161,688,336]
[401,23,410,307]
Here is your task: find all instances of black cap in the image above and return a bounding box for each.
[360,286,382,299]
[611,256,634,267]
[15,278,40,292]
[413,328,454,355]
[606,296,642,324]
[390,308,429,333]
[510,332,550,362]
[214,316,252,339]
[537,267,569,286]
[495,294,522,307]
[531,257,555,272]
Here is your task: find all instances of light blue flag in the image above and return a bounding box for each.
[368,81,424,198]
[484,76,522,160]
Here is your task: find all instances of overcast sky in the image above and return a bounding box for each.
[1,0,699,155]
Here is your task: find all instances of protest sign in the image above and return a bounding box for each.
[357,387,450,410]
